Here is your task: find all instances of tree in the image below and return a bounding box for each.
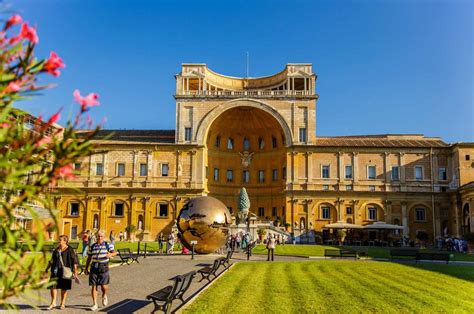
[0,14,101,308]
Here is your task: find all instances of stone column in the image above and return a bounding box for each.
[352,200,360,225]
[400,153,406,183]
[384,200,392,223]
[142,196,151,240]
[129,196,136,229]
[190,150,197,185]
[132,150,138,181]
[306,152,313,183]
[337,152,343,182]
[97,196,106,232]
[401,202,409,236]
[384,152,390,184]
[353,152,359,184]
[291,151,298,186]
[84,195,93,230]
[176,150,182,187]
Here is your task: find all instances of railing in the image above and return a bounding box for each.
[176,90,315,97]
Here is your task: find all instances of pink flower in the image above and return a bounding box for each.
[19,23,38,44]
[58,164,74,179]
[5,15,22,30]
[43,52,65,77]
[35,136,52,147]
[73,89,100,111]
[0,122,10,128]
[47,111,61,125]
[8,35,20,45]
[4,81,20,93]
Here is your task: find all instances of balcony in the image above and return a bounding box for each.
[175,89,317,99]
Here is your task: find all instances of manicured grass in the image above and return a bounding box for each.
[252,244,474,261]
[185,260,474,313]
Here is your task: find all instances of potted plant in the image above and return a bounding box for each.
[257,228,267,241]
[336,229,347,246]
[464,232,474,254]
[284,222,291,232]
[125,224,137,242]
[416,231,429,248]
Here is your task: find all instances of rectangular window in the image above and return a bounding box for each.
[439,167,447,181]
[346,185,353,191]
[299,128,307,143]
[322,165,330,179]
[345,165,353,179]
[243,138,250,150]
[243,170,250,183]
[139,163,147,176]
[272,137,277,148]
[258,207,264,217]
[282,167,286,180]
[369,185,376,192]
[391,166,399,181]
[96,163,104,176]
[117,163,125,176]
[367,165,376,179]
[466,155,471,161]
[258,170,265,183]
[215,136,220,148]
[368,207,377,220]
[323,185,329,190]
[272,169,278,181]
[184,127,192,141]
[226,170,233,182]
[415,166,423,181]
[227,138,234,150]
[272,207,277,217]
[114,203,124,216]
[322,206,330,219]
[415,208,425,221]
[159,204,168,217]
[161,163,169,177]
[73,163,81,171]
[346,207,352,214]
[70,202,79,216]
[213,168,219,181]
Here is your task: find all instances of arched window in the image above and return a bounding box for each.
[300,217,306,230]
[272,136,277,148]
[258,137,265,150]
[243,137,250,151]
[415,208,426,222]
[138,214,144,230]
[215,135,220,148]
[93,214,99,229]
[227,138,234,150]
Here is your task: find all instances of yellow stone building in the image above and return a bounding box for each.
[54,64,474,243]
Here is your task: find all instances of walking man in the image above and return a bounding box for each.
[85,230,117,311]
[267,234,276,261]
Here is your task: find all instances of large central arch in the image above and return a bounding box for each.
[195,98,293,146]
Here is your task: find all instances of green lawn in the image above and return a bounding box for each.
[184,260,474,313]
[252,244,474,261]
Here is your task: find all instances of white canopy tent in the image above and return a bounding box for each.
[363,221,403,230]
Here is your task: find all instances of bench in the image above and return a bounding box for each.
[390,249,419,261]
[117,248,140,265]
[197,258,222,282]
[219,250,233,268]
[146,271,196,314]
[68,242,79,250]
[324,249,358,259]
[416,252,450,264]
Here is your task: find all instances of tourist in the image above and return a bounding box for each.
[84,230,117,311]
[158,232,164,253]
[167,232,175,254]
[267,234,276,261]
[90,231,97,247]
[82,230,90,258]
[109,231,115,245]
[119,231,123,242]
[46,235,79,310]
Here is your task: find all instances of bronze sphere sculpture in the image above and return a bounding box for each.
[177,196,231,254]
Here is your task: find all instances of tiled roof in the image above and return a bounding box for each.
[315,135,448,148]
[77,130,176,143]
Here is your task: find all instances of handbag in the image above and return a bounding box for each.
[58,249,74,280]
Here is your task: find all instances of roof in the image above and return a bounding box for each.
[315,134,448,148]
[77,130,175,144]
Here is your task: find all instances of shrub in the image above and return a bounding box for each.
[257,228,267,236]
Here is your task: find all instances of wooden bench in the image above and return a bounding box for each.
[324,249,341,258]
[324,249,359,259]
[390,249,419,261]
[350,247,369,259]
[219,250,233,268]
[416,252,450,264]
[146,271,196,314]
[117,248,140,265]
[197,258,222,282]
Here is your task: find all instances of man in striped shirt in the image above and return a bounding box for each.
[85,230,117,311]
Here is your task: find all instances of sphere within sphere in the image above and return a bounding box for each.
[177,196,231,254]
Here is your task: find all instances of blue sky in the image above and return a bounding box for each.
[10,0,474,142]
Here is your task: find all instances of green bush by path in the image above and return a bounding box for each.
[184,260,474,313]
[252,244,474,261]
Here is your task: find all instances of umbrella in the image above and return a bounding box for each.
[364,221,403,230]
[324,221,364,229]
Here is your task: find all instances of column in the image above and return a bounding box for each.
[335,198,343,221]
[98,196,106,232]
[129,196,136,228]
[338,152,343,183]
[450,194,460,237]
[88,153,92,180]
[352,200,360,225]
[353,152,359,184]
[400,153,406,183]
[384,152,390,183]
[142,196,151,240]
[433,154,439,184]
[306,152,313,182]
[384,200,392,223]
[190,150,197,184]
[132,150,138,181]
[84,196,93,230]
[401,202,409,236]
[176,150,182,187]
[103,151,108,178]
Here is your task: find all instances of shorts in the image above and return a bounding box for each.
[89,266,110,286]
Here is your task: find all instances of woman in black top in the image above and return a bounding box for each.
[47,235,78,310]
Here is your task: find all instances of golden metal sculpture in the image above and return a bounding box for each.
[177,196,231,254]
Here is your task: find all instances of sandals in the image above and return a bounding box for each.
[47,303,56,310]
[60,304,66,310]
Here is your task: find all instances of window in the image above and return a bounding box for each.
[346,207,352,215]
[243,137,250,150]
[96,163,104,176]
[227,138,234,150]
[272,136,277,148]
[369,185,376,192]
[258,137,264,150]
[415,166,423,181]
[272,169,278,181]
[184,127,192,141]
[243,170,250,183]
[158,203,168,217]
[346,185,353,191]
[368,207,377,220]
[73,163,81,171]
[466,155,471,161]
[117,163,125,176]
[345,165,353,179]
[272,207,277,216]
[367,165,376,179]
[415,208,426,221]
[391,166,399,181]
[161,164,169,177]
[322,206,330,219]
[215,135,220,148]
[139,163,147,176]
[322,165,330,179]
[70,202,79,216]
[258,207,265,217]
[439,167,447,181]
[258,170,265,183]
[213,168,219,181]
[323,185,329,190]
[226,170,233,182]
[114,203,124,216]
[299,128,307,143]
[282,167,286,180]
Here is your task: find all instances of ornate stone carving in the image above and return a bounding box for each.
[239,151,254,169]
